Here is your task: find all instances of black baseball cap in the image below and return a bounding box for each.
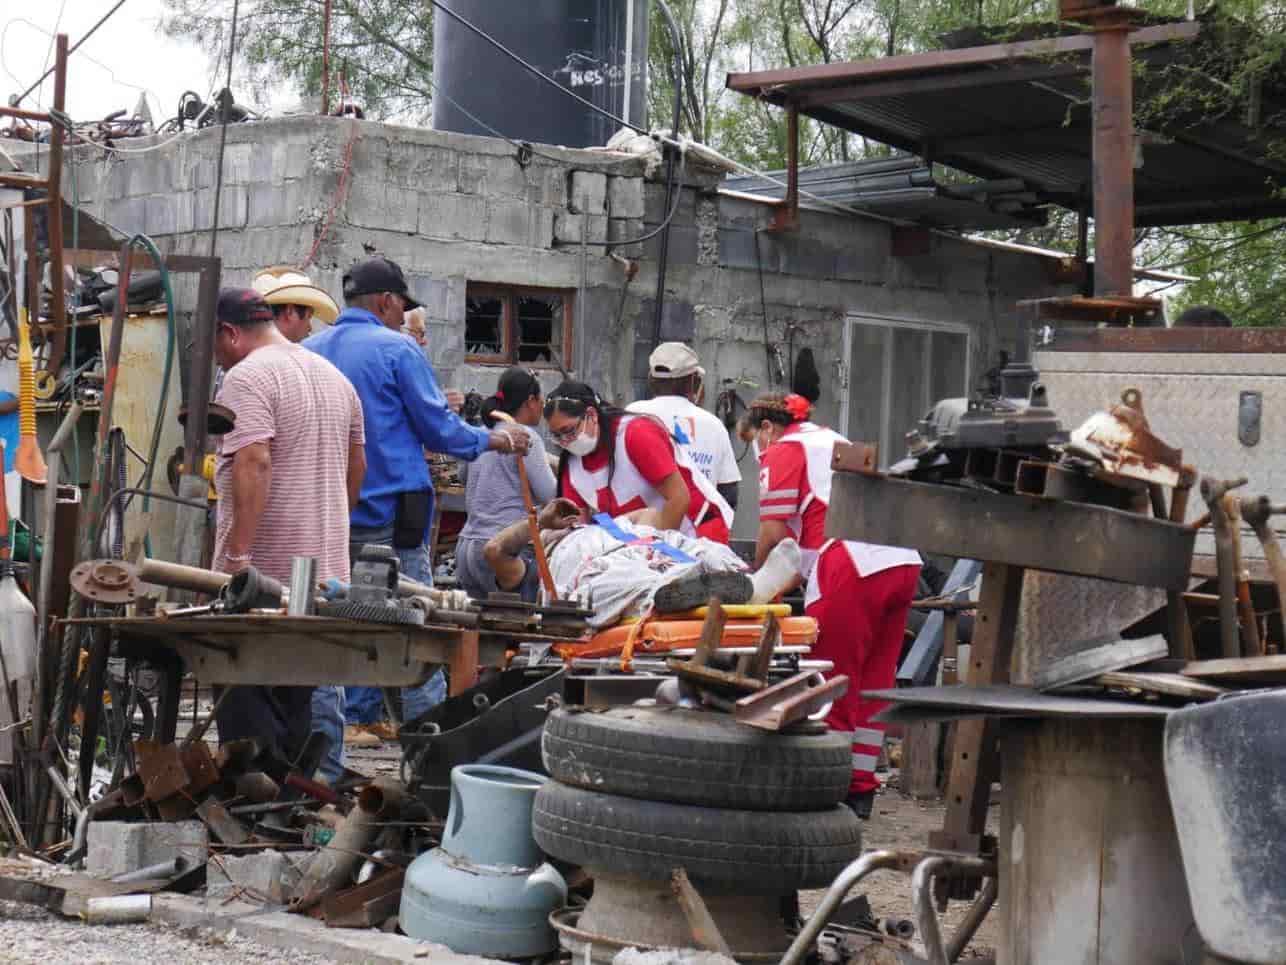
[216,286,275,326]
[342,255,421,310]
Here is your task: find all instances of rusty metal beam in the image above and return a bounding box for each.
[0,106,53,124]
[1090,12,1137,298]
[0,173,49,192]
[44,33,70,376]
[768,104,800,233]
[725,21,1198,97]
[795,61,1087,108]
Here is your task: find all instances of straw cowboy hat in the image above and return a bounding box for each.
[251,266,340,324]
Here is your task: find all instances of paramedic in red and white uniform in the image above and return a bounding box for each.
[543,381,733,542]
[744,392,921,817]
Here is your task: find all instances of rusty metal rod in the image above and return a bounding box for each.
[1241,495,1286,652]
[1225,495,1262,656]
[1201,476,1248,659]
[517,457,557,601]
[44,34,69,378]
[913,854,998,965]
[1090,14,1136,297]
[1167,470,1196,660]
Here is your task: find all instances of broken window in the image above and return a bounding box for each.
[464,284,572,367]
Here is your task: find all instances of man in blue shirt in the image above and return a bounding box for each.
[306,256,529,727]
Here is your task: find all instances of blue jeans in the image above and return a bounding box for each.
[310,685,345,783]
[347,525,447,725]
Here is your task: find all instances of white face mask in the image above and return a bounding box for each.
[562,423,599,456]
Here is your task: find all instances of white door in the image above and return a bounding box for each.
[841,315,971,467]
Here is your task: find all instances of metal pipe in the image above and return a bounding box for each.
[83,894,152,924]
[138,558,229,595]
[45,764,82,819]
[111,856,186,884]
[946,873,999,961]
[34,402,82,757]
[1090,14,1136,297]
[65,804,91,866]
[779,850,919,965]
[44,34,70,377]
[288,557,317,616]
[912,855,997,965]
[1202,476,1248,659]
[1226,494,1262,656]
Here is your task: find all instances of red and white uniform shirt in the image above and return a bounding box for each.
[560,415,733,542]
[759,422,921,605]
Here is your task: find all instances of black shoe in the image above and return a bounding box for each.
[652,571,753,613]
[846,789,876,820]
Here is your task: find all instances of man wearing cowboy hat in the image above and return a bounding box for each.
[252,266,340,344]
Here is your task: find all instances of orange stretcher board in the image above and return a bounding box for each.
[553,614,818,661]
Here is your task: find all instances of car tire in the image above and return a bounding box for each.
[532,781,862,893]
[542,706,851,811]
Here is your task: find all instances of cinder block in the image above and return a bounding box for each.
[569,171,607,214]
[417,192,488,242]
[144,195,178,236]
[607,176,645,219]
[207,850,304,905]
[387,142,457,192]
[87,821,208,879]
[223,142,254,185]
[608,217,644,258]
[385,184,420,234]
[459,154,530,199]
[532,165,568,207]
[485,199,553,248]
[553,211,583,245]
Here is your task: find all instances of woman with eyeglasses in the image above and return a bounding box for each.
[455,368,557,601]
[542,381,732,542]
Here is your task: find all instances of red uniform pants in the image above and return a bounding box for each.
[805,546,920,795]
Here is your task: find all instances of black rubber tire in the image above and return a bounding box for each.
[532,782,862,893]
[542,706,851,811]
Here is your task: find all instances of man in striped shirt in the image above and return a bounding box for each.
[210,287,366,764]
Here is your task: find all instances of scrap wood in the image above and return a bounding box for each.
[665,658,766,694]
[1090,671,1227,702]
[322,866,405,928]
[1182,655,1286,686]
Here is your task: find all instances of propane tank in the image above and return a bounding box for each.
[0,558,36,694]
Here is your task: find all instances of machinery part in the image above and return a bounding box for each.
[350,544,399,604]
[138,558,230,596]
[1166,691,1286,964]
[178,401,235,436]
[288,557,317,616]
[532,782,863,894]
[541,705,850,811]
[911,855,998,965]
[222,566,284,614]
[477,592,592,636]
[69,559,140,605]
[317,600,425,626]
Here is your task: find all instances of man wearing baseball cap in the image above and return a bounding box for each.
[628,342,741,512]
[210,287,366,766]
[252,266,340,343]
[306,255,529,731]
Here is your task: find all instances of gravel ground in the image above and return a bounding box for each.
[0,900,340,965]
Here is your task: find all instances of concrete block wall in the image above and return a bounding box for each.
[21,117,1069,534]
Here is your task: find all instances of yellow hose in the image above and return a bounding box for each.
[15,309,47,484]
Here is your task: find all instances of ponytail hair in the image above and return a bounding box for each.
[480,367,542,428]
[736,391,813,441]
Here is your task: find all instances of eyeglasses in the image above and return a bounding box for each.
[548,414,585,444]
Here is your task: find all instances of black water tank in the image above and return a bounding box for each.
[433,0,650,149]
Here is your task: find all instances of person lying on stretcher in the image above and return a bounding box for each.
[483,498,802,629]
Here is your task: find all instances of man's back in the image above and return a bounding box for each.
[214,343,363,583]
[628,395,741,486]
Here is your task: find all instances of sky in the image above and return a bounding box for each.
[0,1,232,129]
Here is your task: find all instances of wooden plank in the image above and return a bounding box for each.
[692,601,727,667]
[1182,655,1286,685]
[901,721,944,800]
[666,659,765,694]
[929,562,1025,854]
[1092,671,1226,702]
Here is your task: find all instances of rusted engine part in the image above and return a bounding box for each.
[473,592,592,637]
[1239,495,1286,632]
[1201,476,1248,659]
[780,851,997,965]
[69,559,139,605]
[1064,387,1183,489]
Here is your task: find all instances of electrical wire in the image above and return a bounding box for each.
[11,0,132,108]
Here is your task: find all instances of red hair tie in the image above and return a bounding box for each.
[784,394,811,421]
[494,390,505,402]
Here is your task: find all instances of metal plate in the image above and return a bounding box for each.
[1181,655,1286,686]
[69,560,140,605]
[1031,633,1169,691]
[864,684,1172,720]
[825,473,1195,589]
